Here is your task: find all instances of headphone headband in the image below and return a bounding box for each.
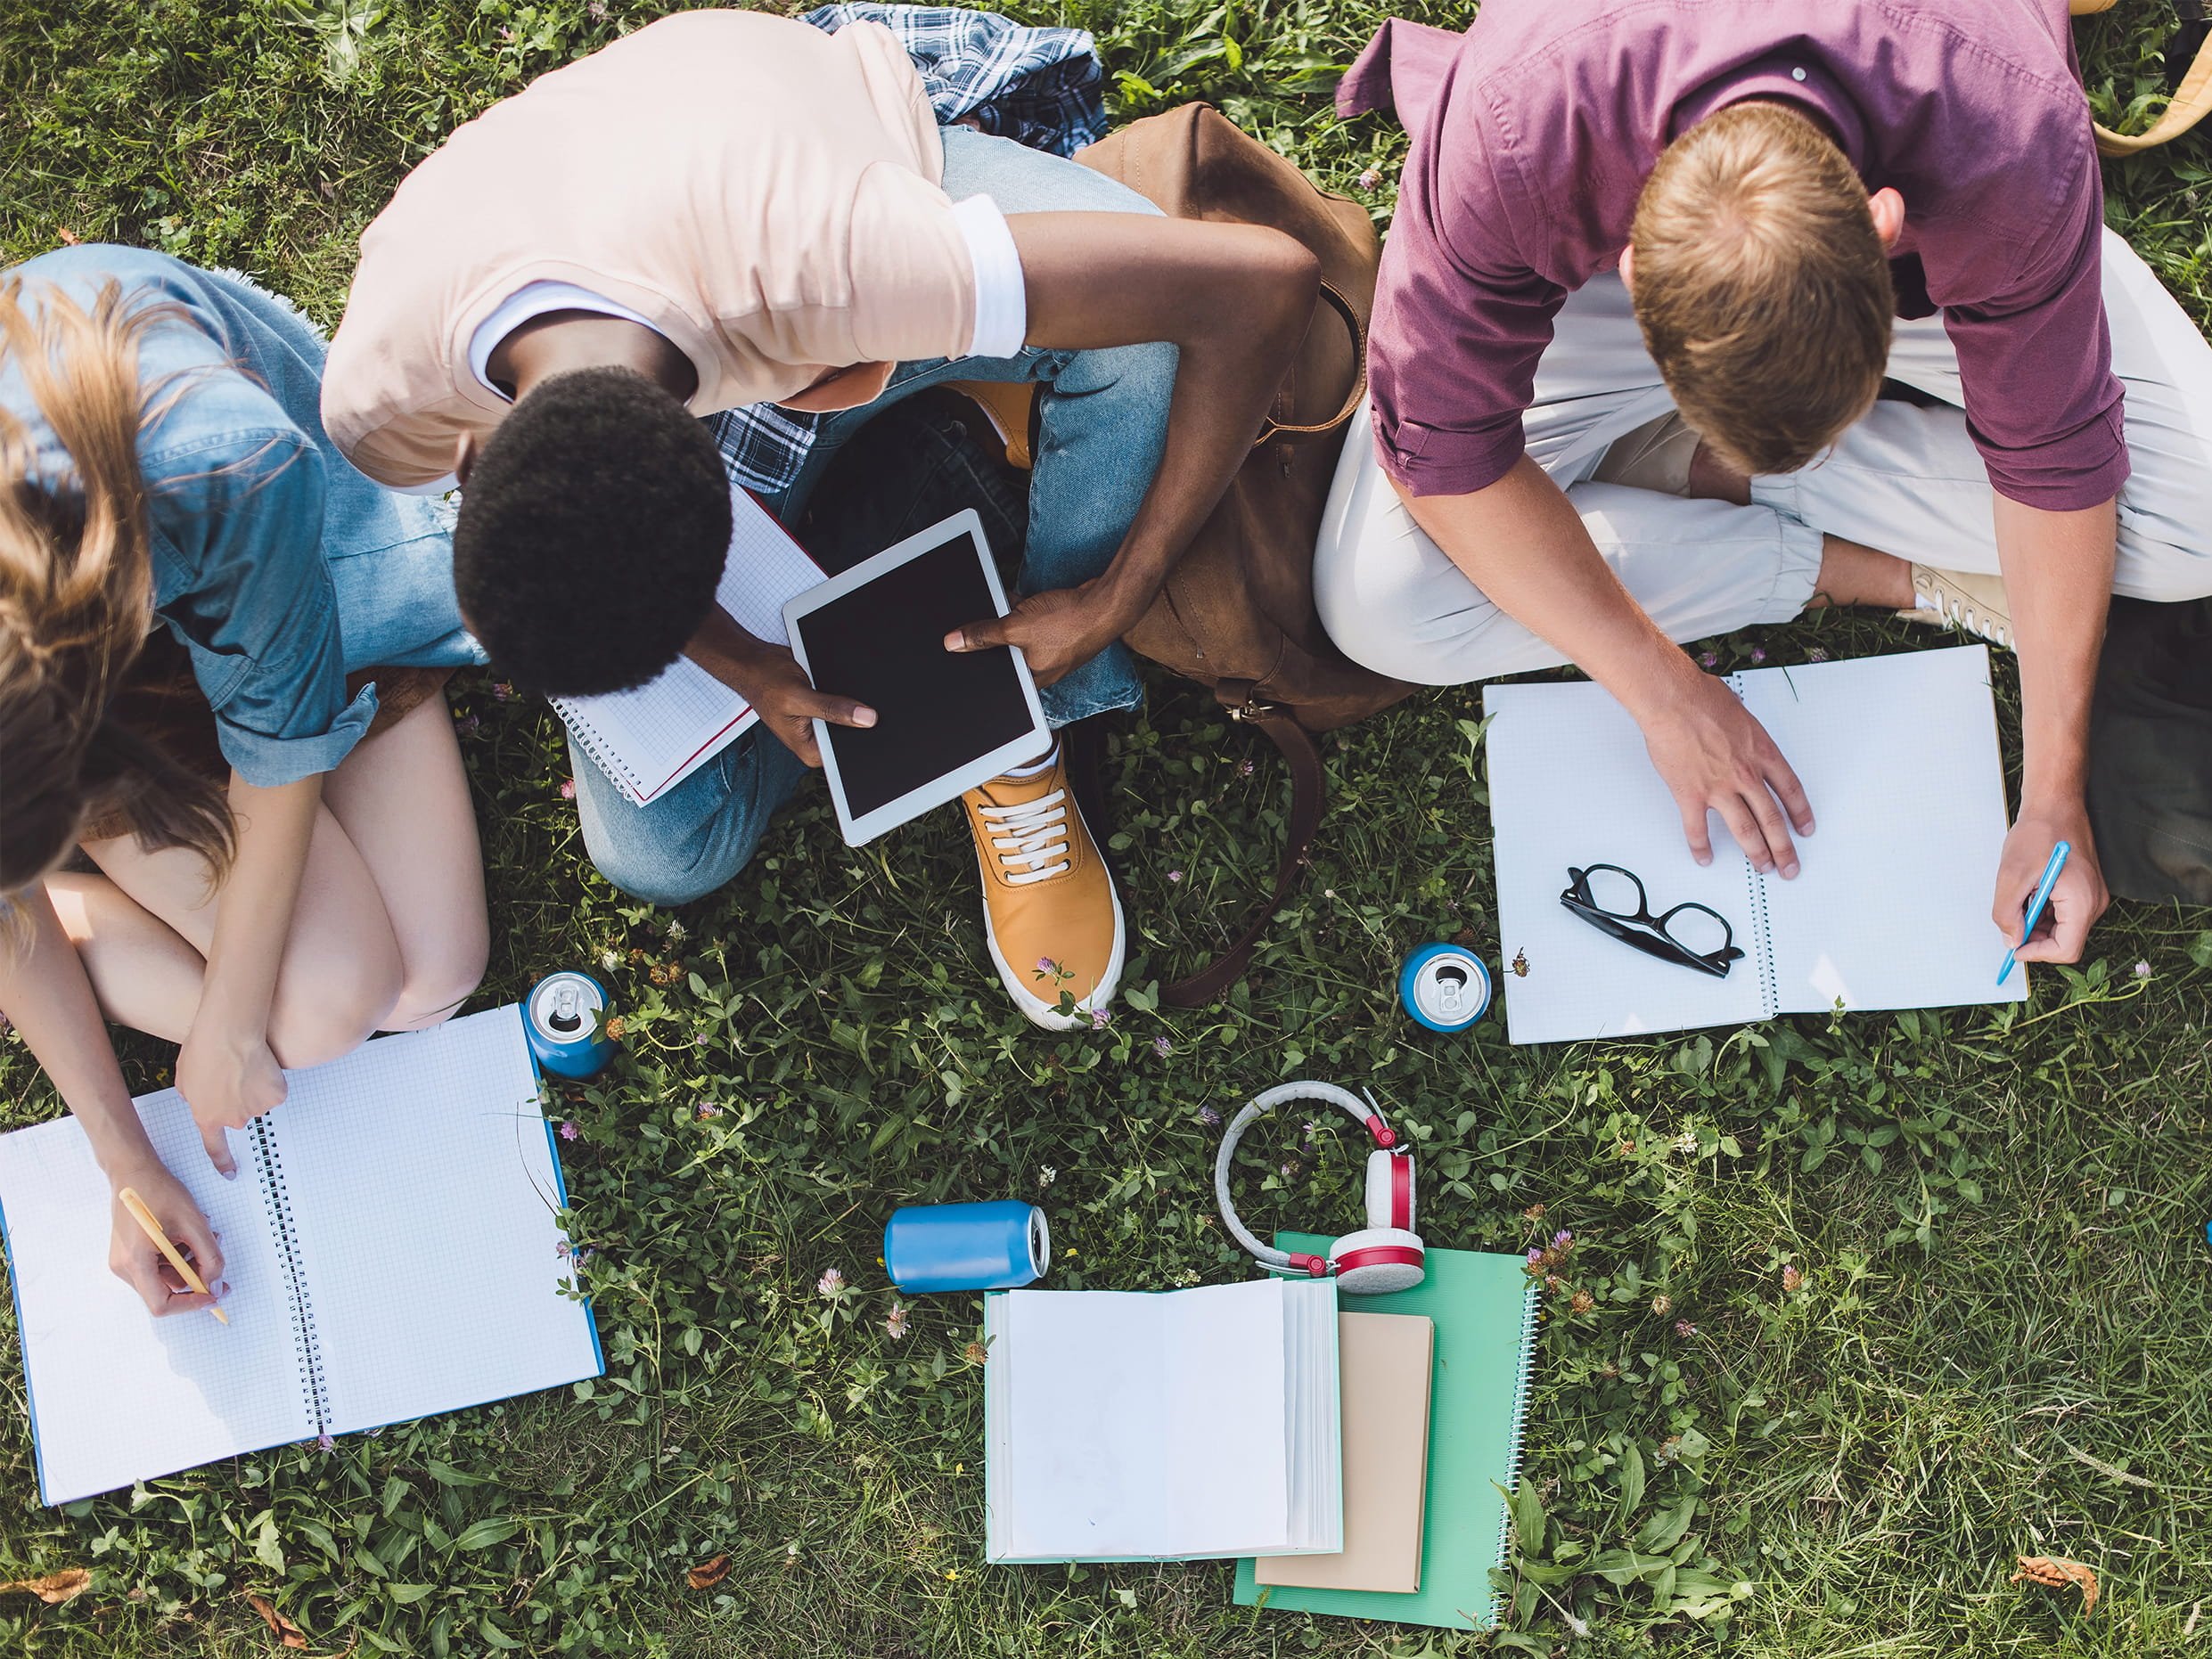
[1213,1082,1400,1272]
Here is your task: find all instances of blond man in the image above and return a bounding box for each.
[1320,2,2212,966]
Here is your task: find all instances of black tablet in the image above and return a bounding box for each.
[782,510,1049,846]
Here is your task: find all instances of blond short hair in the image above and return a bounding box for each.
[1629,102,1894,477]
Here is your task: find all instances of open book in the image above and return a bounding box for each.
[553,485,823,806]
[1484,646,2028,1044]
[0,1009,602,1505]
[984,1279,1341,1562]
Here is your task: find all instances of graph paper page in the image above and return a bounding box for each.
[0,1091,307,1503]
[266,1009,602,1435]
[553,485,823,803]
[1741,647,2027,1016]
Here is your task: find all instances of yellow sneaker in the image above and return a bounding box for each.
[960,750,1126,1030]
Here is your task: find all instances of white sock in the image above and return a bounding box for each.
[1002,744,1060,780]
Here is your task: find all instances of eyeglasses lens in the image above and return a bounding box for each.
[1661,905,1731,960]
[1580,866,1644,917]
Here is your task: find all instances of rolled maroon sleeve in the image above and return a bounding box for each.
[1940,140,2127,511]
[1367,108,1565,498]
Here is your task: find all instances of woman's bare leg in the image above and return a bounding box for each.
[320,690,488,1031]
[82,805,406,1069]
[42,871,208,1042]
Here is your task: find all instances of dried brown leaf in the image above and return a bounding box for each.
[2011,1555,2100,1614]
[0,1568,90,1603]
[685,1552,732,1590]
[245,1590,310,1648]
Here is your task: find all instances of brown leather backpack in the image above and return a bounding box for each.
[1074,104,1418,1005]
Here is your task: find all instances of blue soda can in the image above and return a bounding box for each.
[526,971,614,1079]
[883,1201,1051,1295]
[1398,942,1492,1033]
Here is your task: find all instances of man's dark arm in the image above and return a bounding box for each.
[945,213,1321,682]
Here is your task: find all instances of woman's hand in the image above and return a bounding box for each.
[107,1162,226,1316]
[175,1020,287,1176]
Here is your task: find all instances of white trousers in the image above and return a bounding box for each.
[1315,228,2212,686]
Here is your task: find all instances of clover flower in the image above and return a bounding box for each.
[817,1268,846,1299]
[885,1303,909,1341]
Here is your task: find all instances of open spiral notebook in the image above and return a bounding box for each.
[552,486,824,806]
[0,1008,602,1505]
[1484,646,2028,1044]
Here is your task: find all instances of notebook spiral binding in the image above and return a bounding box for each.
[250,1118,333,1436]
[1489,1280,1544,1627]
[1743,858,1780,1020]
[549,700,650,806]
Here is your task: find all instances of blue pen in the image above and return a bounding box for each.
[1996,839,2070,986]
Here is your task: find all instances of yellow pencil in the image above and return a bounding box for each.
[116,1187,229,1325]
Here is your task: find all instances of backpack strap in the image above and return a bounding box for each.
[1160,685,1329,1008]
[1254,284,1370,442]
[2077,0,2212,155]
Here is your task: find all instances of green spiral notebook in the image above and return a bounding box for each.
[1233,1238,1539,1631]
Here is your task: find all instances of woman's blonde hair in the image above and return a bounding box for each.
[0,276,234,897]
[1630,102,1895,477]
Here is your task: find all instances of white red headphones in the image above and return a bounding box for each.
[1212,1082,1425,1294]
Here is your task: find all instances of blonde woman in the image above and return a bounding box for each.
[0,247,488,1317]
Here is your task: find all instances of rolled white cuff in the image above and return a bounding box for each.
[949,194,1028,361]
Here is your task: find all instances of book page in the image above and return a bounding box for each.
[991,1281,1292,1560]
[263,1010,602,1436]
[1741,647,2028,1015]
[0,1093,307,1504]
[1485,677,1767,1043]
[553,485,823,804]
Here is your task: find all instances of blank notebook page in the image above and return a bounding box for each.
[555,485,823,801]
[1485,674,1769,1042]
[0,1090,307,1504]
[268,1009,600,1436]
[1741,647,2025,1015]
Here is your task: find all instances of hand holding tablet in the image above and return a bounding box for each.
[783,511,1051,846]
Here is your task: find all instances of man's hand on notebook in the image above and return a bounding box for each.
[946,582,1123,687]
[1642,670,1814,879]
[106,1168,225,1318]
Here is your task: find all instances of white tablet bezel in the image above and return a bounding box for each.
[783,509,1049,848]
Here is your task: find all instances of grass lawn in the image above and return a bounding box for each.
[4,1,2212,1654]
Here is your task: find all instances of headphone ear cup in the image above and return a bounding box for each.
[1363,1149,1416,1233]
[1329,1226,1427,1294]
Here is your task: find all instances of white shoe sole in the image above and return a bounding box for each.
[978,870,1127,1032]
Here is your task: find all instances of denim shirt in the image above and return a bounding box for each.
[4,246,476,787]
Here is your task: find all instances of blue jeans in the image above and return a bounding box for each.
[576,127,1173,906]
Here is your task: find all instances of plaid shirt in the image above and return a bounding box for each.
[709,5,1105,497]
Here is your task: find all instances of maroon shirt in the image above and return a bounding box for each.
[1343,0,2126,510]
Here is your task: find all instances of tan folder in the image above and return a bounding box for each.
[1256,1312,1434,1594]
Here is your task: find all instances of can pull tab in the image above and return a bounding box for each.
[1434,964,1467,1014]
[547,985,583,1035]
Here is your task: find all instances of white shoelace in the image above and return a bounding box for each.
[1920,593,2010,648]
[980,789,1072,885]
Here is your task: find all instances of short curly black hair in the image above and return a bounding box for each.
[453,367,730,697]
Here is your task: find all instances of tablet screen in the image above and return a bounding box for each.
[792,527,1036,821]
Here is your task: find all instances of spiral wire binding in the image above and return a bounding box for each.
[547,699,650,805]
[1491,1280,1544,1628]
[1725,673,1783,1019]
[250,1118,333,1435]
[1745,856,1779,1019]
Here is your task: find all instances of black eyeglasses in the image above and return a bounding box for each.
[1560,863,1744,978]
